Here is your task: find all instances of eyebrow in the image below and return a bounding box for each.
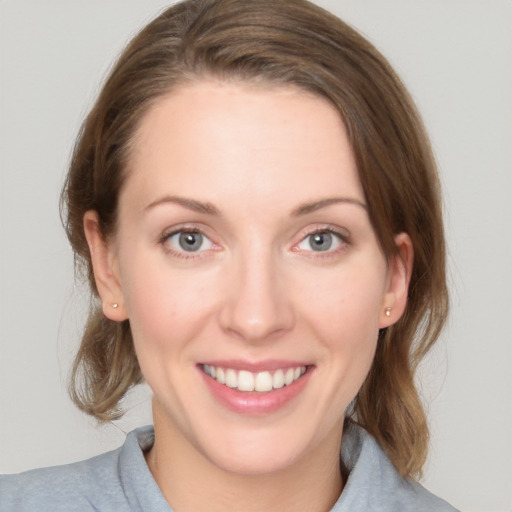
[144,195,367,217]
[143,195,220,215]
[291,197,367,216]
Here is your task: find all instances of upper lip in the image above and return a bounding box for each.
[198,359,312,372]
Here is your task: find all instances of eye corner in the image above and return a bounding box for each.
[158,227,218,259]
[291,226,351,258]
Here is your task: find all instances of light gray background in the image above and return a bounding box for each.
[1,1,511,511]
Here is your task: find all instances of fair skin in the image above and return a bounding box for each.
[84,81,412,512]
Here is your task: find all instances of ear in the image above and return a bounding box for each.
[83,210,128,322]
[378,232,414,328]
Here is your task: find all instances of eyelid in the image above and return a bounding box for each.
[167,230,213,252]
[158,224,219,259]
[156,223,350,259]
[292,225,351,254]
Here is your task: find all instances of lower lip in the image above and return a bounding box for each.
[199,367,313,415]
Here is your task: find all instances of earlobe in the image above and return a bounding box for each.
[83,211,128,322]
[379,233,414,329]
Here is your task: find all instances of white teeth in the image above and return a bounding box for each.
[255,371,273,392]
[204,364,217,378]
[272,369,285,389]
[225,369,237,388]
[203,364,307,393]
[216,367,225,384]
[238,370,255,391]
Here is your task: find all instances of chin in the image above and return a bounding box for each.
[202,438,306,476]
[194,417,339,477]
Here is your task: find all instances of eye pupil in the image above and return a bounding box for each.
[179,232,203,251]
[310,232,332,251]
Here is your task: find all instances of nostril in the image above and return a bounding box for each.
[218,296,295,342]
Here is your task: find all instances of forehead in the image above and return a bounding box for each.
[124,80,364,212]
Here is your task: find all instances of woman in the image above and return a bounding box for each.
[0,0,457,510]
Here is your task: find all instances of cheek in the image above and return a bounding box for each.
[304,259,386,335]
[118,249,218,353]
[122,266,174,339]
[300,258,387,375]
[119,262,207,396]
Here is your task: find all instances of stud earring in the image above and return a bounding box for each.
[385,307,391,317]
[112,303,119,309]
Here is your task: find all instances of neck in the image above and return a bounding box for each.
[146,408,344,512]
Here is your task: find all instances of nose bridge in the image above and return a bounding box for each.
[219,241,294,342]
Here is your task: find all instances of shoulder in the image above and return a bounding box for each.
[0,447,124,512]
[0,426,162,512]
[334,423,459,512]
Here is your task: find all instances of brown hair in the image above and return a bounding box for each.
[61,0,448,478]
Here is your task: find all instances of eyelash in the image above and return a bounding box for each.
[158,227,216,260]
[293,227,350,258]
[157,225,350,260]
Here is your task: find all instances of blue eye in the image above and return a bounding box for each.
[166,231,213,253]
[298,231,343,252]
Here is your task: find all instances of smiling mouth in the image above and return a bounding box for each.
[201,364,308,393]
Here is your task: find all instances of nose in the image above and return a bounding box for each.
[218,249,295,343]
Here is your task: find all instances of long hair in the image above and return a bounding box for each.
[61,0,448,477]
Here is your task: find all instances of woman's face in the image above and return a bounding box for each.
[87,81,410,475]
